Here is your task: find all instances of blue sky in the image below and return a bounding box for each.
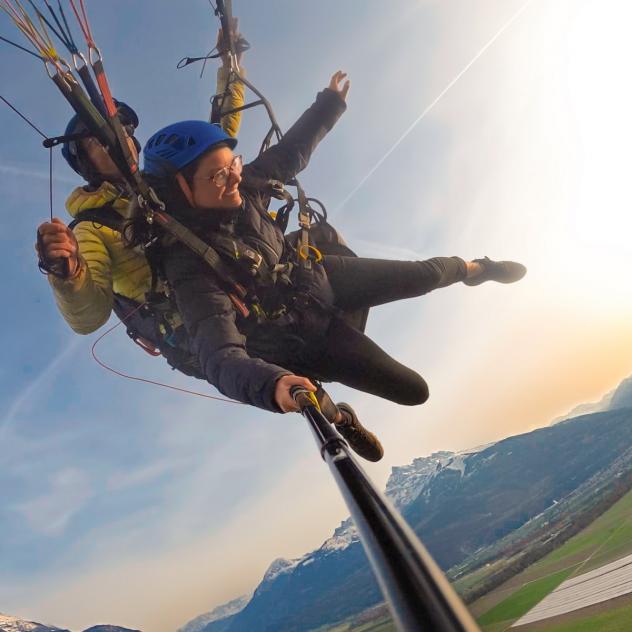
[2,1,632,630]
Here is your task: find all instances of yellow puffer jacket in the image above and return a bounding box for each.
[48,182,151,334]
[49,67,244,335]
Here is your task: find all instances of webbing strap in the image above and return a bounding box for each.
[68,206,123,232]
[152,210,248,300]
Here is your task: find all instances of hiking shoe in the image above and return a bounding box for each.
[463,256,527,286]
[335,403,384,462]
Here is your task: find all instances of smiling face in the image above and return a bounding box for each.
[176,146,243,210]
[79,131,139,183]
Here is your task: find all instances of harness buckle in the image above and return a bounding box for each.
[239,247,263,276]
[298,244,323,263]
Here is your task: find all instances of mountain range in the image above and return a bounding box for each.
[181,374,632,632]
[5,377,632,632]
[0,615,137,632]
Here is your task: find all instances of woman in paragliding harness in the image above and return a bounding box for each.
[126,72,526,462]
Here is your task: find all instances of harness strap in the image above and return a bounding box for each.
[68,206,124,232]
[150,210,248,300]
[240,173,298,236]
[70,206,251,309]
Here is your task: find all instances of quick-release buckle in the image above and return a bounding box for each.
[239,247,263,276]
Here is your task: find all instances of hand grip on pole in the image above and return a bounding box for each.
[290,385,320,411]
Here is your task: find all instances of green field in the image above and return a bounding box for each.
[475,486,632,630]
[534,489,632,576]
[327,486,632,632]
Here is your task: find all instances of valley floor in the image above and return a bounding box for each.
[473,486,632,631]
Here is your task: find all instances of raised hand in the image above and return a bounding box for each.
[328,71,350,102]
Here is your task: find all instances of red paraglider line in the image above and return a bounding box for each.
[90,304,243,405]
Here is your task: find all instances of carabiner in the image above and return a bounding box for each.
[298,245,323,263]
[88,45,102,66]
[72,51,88,72]
[45,59,71,89]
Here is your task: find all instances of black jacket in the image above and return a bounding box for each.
[162,88,346,411]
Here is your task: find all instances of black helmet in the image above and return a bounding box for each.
[61,100,140,182]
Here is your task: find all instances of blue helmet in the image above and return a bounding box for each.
[61,100,139,177]
[143,120,238,178]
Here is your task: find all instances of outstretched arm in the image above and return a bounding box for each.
[211,19,246,137]
[243,71,350,186]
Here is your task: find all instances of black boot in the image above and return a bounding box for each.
[463,256,526,286]
[335,402,384,462]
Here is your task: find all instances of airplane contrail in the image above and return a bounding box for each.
[335,0,536,213]
[0,337,83,439]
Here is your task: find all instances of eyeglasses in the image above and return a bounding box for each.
[193,154,243,187]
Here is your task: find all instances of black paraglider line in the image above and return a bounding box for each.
[27,0,77,55]
[0,94,53,220]
[0,1,266,403]
[0,32,43,58]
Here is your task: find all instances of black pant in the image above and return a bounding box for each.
[294,255,467,405]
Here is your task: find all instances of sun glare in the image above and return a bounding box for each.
[567,3,632,252]
[546,0,632,308]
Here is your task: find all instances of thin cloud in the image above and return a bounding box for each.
[0,336,84,438]
[13,467,93,536]
[0,162,77,185]
[106,458,188,492]
[335,0,536,213]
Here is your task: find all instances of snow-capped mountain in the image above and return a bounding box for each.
[0,614,69,632]
[385,444,495,510]
[259,517,360,587]
[385,451,454,509]
[319,517,358,553]
[199,402,632,632]
[177,596,250,632]
[199,443,499,632]
[0,614,137,632]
